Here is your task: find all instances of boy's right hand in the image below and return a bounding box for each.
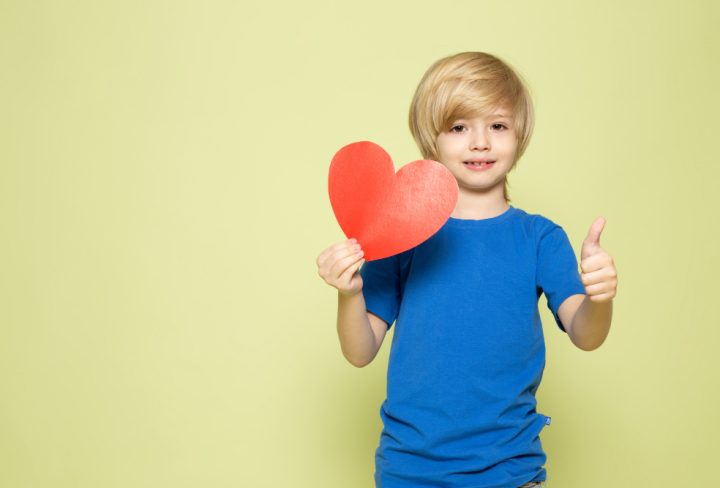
[316,238,365,296]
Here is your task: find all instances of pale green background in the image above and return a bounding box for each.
[1,0,718,487]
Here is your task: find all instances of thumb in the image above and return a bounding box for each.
[581,217,606,259]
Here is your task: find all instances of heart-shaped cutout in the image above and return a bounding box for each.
[328,141,458,261]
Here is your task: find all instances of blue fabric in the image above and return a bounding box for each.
[359,206,586,488]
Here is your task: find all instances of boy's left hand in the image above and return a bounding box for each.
[580,217,618,303]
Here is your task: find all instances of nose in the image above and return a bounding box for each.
[470,129,490,151]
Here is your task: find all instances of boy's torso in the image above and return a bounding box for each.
[375,207,551,488]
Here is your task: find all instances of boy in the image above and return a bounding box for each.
[317,52,617,488]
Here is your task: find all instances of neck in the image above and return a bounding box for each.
[451,187,509,220]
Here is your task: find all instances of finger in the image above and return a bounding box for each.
[581,267,615,286]
[584,217,606,247]
[588,291,615,303]
[330,249,365,280]
[333,254,365,286]
[329,241,362,268]
[319,248,356,282]
[318,239,357,269]
[317,242,339,268]
[339,257,365,284]
[580,253,611,273]
[581,217,606,260]
[584,281,615,296]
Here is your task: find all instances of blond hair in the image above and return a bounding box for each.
[408,52,535,202]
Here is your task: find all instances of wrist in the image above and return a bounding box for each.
[338,288,363,299]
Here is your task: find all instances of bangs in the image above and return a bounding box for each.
[436,78,521,133]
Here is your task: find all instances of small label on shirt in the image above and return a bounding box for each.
[545,416,552,425]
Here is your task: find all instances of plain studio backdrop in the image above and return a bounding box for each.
[1,1,718,487]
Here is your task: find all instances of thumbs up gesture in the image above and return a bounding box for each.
[580,217,618,303]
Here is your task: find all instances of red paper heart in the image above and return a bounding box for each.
[328,141,458,261]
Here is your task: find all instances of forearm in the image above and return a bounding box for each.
[336,291,377,367]
[569,296,613,351]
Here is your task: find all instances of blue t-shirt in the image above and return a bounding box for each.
[359,205,586,488]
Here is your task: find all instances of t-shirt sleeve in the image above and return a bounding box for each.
[359,253,405,330]
[536,223,586,333]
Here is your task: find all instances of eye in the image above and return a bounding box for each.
[449,124,466,133]
[491,123,508,130]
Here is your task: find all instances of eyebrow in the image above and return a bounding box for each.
[455,113,514,121]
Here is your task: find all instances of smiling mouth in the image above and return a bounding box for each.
[463,161,495,167]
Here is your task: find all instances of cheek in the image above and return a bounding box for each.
[436,138,463,158]
[433,142,450,163]
[432,143,444,158]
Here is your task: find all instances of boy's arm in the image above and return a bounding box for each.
[336,291,388,368]
[318,239,388,367]
[558,295,613,351]
[559,217,618,351]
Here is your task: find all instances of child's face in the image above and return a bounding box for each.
[435,109,518,196]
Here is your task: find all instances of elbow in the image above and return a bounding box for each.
[343,350,374,368]
[574,338,606,352]
[347,348,380,367]
[567,324,609,352]
[340,338,379,368]
[347,356,372,368]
